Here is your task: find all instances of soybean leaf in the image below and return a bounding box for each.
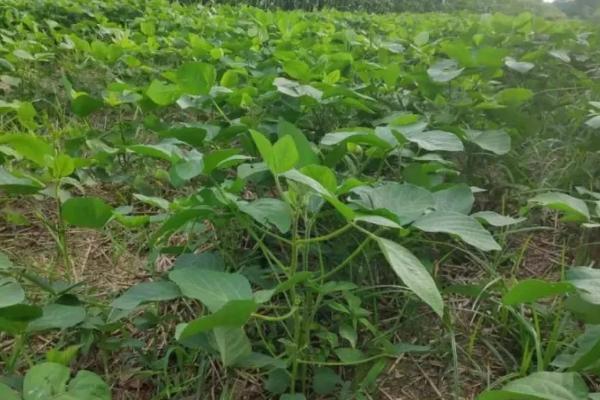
[271,135,299,174]
[274,77,322,100]
[350,183,434,225]
[27,304,86,331]
[214,327,252,367]
[377,237,443,317]
[0,278,25,308]
[427,59,463,83]
[0,383,20,400]
[433,184,474,214]
[465,129,511,155]
[585,116,600,129]
[177,300,257,340]
[503,279,575,306]
[67,370,111,400]
[111,281,181,310]
[529,192,590,222]
[238,198,292,233]
[553,325,600,372]
[472,211,526,227]
[146,80,181,106]
[478,372,588,400]
[61,197,113,229]
[313,368,342,395]
[505,57,535,74]
[400,130,464,152]
[413,211,501,252]
[169,269,253,312]
[176,62,216,95]
[0,304,43,334]
[23,363,70,400]
[495,88,534,107]
[567,268,600,305]
[71,93,103,117]
[0,167,44,194]
[277,119,319,167]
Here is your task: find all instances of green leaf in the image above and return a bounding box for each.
[0,383,20,400]
[46,345,81,366]
[111,281,181,310]
[413,211,501,252]
[427,59,463,83]
[502,279,575,306]
[377,237,444,317]
[273,77,322,100]
[351,183,434,225]
[0,278,25,308]
[146,80,181,106]
[266,369,290,394]
[71,93,103,117]
[465,129,511,155]
[27,304,86,332]
[553,325,600,372]
[176,62,216,95]
[283,59,311,81]
[238,198,292,233]
[478,372,589,400]
[277,119,319,167]
[23,363,70,400]
[585,116,600,129]
[434,184,474,214]
[505,57,535,74]
[214,327,252,367]
[67,370,111,400]
[0,134,52,167]
[313,368,341,395]
[0,167,44,194]
[335,348,366,363]
[529,192,590,222]
[61,197,113,229]
[177,300,257,340]
[400,130,464,152]
[0,304,43,334]
[320,130,392,149]
[270,135,299,174]
[495,88,534,107]
[133,194,170,211]
[414,31,430,46]
[0,251,13,270]
[472,211,526,227]
[300,165,337,193]
[567,268,600,305]
[128,143,180,162]
[169,269,252,312]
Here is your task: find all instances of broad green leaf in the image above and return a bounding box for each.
[414,31,430,46]
[549,49,571,63]
[0,134,52,167]
[529,192,590,222]
[505,57,535,74]
[61,197,113,229]
[553,325,600,372]
[351,183,434,225]
[427,59,463,83]
[503,279,575,305]
[23,363,70,400]
[335,348,366,363]
[313,368,342,395]
[128,143,180,163]
[585,116,600,129]
[133,194,170,210]
[277,119,319,167]
[0,383,20,400]
[0,304,43,334]
[150,208,212,244]
[27,304,86,331]
[169,269,252,312]
[320,130,391,149]
[52,154,75,178]
[250,130,273,164]
[46,345,81,366]
[283,169,354,220]
[0,278,25,308]
[0,251,12,270]
[238,198,292,233]
[176,62,216,95]
[270,135,299,174]
[67,370,111,400]
[214,327,252,367]
[0,167,44,194]
[283,59,311,81]
[266,369,290,394]
[413,211,501,252]
[300,165,337,193]
[111,281,181,310]
[478,372,588,400]
[146,80,181,106]
[472,211,526,227]
[567,268,600,305]
[71,93,103,117]
[466,130,511,155]
[377,237,444,317]
[400,130,464,152]
[177,300,257,340]
[434,184,474,214]
[495,88,534,107]
[273,77,322,100]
